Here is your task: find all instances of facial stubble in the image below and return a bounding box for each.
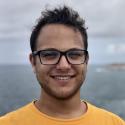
[36,68,87,100]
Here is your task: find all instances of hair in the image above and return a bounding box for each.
[30,5,88,52]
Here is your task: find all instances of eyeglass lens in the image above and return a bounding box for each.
[39,50,87,65]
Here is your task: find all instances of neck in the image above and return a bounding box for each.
[35,90,87,119]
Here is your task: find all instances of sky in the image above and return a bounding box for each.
[0,0,125,64]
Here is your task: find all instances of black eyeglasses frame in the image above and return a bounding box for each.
[32,48,88,65]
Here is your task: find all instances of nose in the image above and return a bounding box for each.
[56,55,71,70]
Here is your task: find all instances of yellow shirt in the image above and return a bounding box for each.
[0,101,124,125]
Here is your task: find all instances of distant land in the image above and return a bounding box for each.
[105,63,125,70]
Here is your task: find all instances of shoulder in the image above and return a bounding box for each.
[0,102,33,125]
[86,101,125,124]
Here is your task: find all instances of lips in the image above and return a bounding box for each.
[53,76,71,80]
[50,75,75,81]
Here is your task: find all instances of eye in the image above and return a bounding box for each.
[68,51,84,59]
[40,51,59,60]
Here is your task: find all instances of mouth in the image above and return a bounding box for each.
[50,75,75,81]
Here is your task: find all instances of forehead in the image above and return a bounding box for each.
[36,24,84,50]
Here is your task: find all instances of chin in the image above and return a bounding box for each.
[44,85,81,100]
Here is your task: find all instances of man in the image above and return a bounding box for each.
[0,5,124,125]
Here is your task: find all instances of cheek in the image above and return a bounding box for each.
[35,65,53,82]
[77,65,87,79]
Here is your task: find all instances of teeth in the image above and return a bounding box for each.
[54,76,71,80]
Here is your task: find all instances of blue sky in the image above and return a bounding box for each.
[0,0,125,64]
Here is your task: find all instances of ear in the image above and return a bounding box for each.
[85,53,89,65]
[29,53,36,73]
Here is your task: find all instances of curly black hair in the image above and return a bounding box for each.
[30,5,88,52]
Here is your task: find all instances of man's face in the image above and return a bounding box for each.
[30,24,88,100]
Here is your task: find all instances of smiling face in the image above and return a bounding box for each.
[30,24,88,100]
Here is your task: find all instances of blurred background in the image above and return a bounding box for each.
[0,0,125,119]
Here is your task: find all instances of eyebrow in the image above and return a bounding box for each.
[37,47,85,52]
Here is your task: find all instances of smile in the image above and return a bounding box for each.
[54,76,71,80]
[51,75,75,81]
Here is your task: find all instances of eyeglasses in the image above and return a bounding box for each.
[32,48,88,65]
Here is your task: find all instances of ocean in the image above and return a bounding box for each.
[0,64,125,120]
